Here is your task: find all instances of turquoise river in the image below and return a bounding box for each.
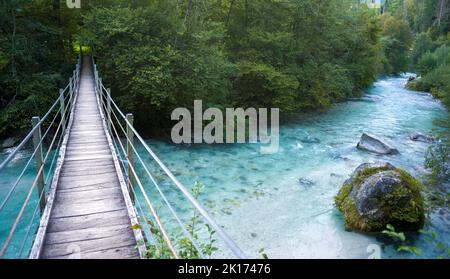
[1,74,449,259]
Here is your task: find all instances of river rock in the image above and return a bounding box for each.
[298,178,315,187]
[335,162,425,232]
[2,137,20,149]
[409,132,435,143]
[356,133,399,155]
[344,162,396,185]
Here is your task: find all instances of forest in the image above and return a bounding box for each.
[0,0,447,134]
[0,0,449,177]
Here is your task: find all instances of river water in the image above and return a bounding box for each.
[1,75,448,258]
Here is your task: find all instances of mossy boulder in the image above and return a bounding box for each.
[335,162,425,232]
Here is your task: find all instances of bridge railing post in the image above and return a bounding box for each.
[73,70,78,94]
[76,62,80,82]
[126,113,135,203]
[69,77,73,108]
[93,64,98,90]
[32,116,46,213]
[59,89,66,134]
[98,77,102,96]
[107,88,112,132]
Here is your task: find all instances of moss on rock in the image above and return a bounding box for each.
[335,163,425,232]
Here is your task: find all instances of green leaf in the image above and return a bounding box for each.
[131,223,141,230]
[435,242,446,250]
[397,245,422,256]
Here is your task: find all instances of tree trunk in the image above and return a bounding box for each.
[53,0,61,25]
[437,0,447,26]
[225,0,235,27]
[10,8,16,79]
[403,0,408,20]
[184,0,193,28]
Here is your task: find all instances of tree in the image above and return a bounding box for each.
[380,13,413,74]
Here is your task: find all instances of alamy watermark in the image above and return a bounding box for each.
[66,0,81,9]
[171,100,280,154]
[367,244,381,259]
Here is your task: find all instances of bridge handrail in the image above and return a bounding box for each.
[98,92,205,259]
[0,55,81,258]
[0,59,80,173]
[93,63,246,259]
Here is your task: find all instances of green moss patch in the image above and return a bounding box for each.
[335,166,425,232]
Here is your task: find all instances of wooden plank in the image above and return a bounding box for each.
[58,174,119,186]
[43,224,133,245]
[64,151,113,158]
[40,236,137,258]
[50,200,126,219]
[59,167,116,177]
[46,209,130,233]
[65,148,111,155]
[63,154,112,162]
[57,183,120,194]
[66,140,108,146]
[61,162,115,170]
[53,193,126,208]
[77,245,139,259]
[44,245,139,259]
[54,188,124,203]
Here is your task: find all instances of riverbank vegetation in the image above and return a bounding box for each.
[388,0,450,190]
[81,0,384,136]
[0,1,448,150]
[0,0,401,138]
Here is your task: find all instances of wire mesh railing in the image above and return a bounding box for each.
[0,55,81,258]
[91,57,246,259]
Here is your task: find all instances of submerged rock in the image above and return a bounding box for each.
[298,178,315,187]
[1,137,20,149]
[356,133,399,155]
[409,132,435,143]
[335,162,425,232]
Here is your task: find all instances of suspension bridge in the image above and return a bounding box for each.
[0,55,246,259]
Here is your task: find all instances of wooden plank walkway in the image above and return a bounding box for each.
[32,56,141,259]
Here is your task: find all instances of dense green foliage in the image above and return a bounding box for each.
[397,0,450,189]
[380,12,413,74]
[79,0,383,135]
[0,0,80,136]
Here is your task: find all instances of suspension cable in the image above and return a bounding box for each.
[0,121,61,257]
[109,131,159,250]
[104,100,179,259]
[99,93,205,258]
[0,84,70,173]
[0,105,63,212]
[17,128,65,258]
[0,77,76,257]
[100,83,246,259]
[99,94,206,258]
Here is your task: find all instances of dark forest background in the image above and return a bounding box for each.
[1,0,448,137]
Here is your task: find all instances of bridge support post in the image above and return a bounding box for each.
[32,116,46,213]
[126,113,135,203]
[93,64,98,90]
[69,77,73,107]
[73,70,78,95]
[107,88,112,132]
[98,77,102,97]
[59,89,66,134]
